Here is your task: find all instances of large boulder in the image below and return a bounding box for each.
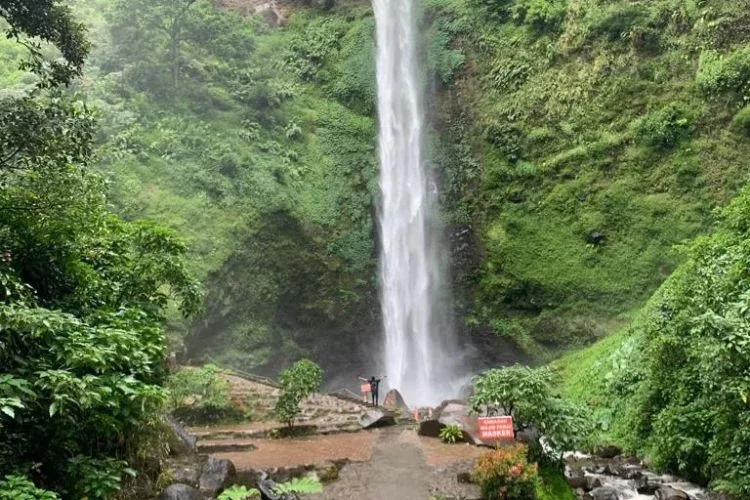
[199,457,236,497]
[359,408,396,429]
[583,486,619,500]
[166,416,197,454]
[382,389,410,413]
[655,487,690,500]
[437,402,468,427]
[565,466,601,491]
[417,418,442,437]
[160,484,202,500]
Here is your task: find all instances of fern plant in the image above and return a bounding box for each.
[218,485,260,499]
[275,476,324,494]
[440,424,463,444]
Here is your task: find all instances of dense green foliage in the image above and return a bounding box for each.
[429,0,750,359]
[275,359,323,427]
[3,0,750,494]
[167,365,245,424]
[439,423,463,444]
[555,188,750,494]
[470,366,590,460]
[0,1,198,496]
[218,485,261,499]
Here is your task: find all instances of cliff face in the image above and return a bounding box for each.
[428,0,750,358]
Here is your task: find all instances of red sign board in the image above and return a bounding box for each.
[360,383,371,394]
[478,416,514,441]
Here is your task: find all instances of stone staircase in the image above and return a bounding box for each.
[188,370,369,454]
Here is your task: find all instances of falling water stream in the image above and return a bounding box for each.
[373,0,461,406]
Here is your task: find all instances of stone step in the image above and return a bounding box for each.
[197,439,258,453]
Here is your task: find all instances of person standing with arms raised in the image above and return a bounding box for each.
[359,375,386,406]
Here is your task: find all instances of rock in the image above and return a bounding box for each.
[258,472,298,500]
[198,457,236,497]
[359,408,396,429]
[457,471,473,484]
[382,389,409,412]
[655,486,690,500]
[315,462,339,483]
[438,402,468,426]
[166,416,197,454]
[565,467,601,491]
[160,484,202,500]
[636,477,660,495]
[171,463,201,487]
[596,445,622,459]
[418,418,442,437]
[583,486,619,500]
[565,466,587,489]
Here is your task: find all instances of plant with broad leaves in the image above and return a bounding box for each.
[440,424,464,444]
[0,475,59,500]
[470,365,591,462]
[274,359,323,429]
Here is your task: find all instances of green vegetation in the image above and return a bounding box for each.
[0,476,59,500]
[3,0,750,495]
[275,475,324,494]
[274,359,323,428]
[470,366,591,460]
[0,1,198,497]
[555,187,750,495]
[430,0,750,359]
[472,444,539,500]
[439,423,463,444]
[167,365,246,424]
[218,485,261,500]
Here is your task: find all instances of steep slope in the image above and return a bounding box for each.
[553,186,750,495]
[430,0,750,357]
[41,0,750,374]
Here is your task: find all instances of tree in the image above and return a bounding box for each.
[108,0,201,92]
[0,0,89,86]
[470,365,591,463]
[274,359,323,428]
[0,3,200,497]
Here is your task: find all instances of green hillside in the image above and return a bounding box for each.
[2,0,750,495]
[15,0,741,371]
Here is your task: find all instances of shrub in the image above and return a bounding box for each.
[275,359,323,428]
[472,445,539,500]
[275,476,324,494]
[218,485,261,499]
[440,424,464,444]
[732,106,750,136]
[0,476,59,500]
[697,48,750,102]
[167,365,244,425]
[469,366,592,461]
[587,4,650,43]
[635,103,691,149]
[511,0,568,32]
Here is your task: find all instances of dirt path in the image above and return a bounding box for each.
[308,427,431,500]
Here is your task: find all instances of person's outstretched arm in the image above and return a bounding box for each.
[358,376,368,382]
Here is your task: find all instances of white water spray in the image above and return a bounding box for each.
[374,0,462,406]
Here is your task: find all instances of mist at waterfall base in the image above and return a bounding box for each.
[373,0,469,407]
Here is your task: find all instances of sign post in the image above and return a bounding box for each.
[477,416,515,443]
[360,383,371,403]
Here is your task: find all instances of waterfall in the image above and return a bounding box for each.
[373,0,462,406]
